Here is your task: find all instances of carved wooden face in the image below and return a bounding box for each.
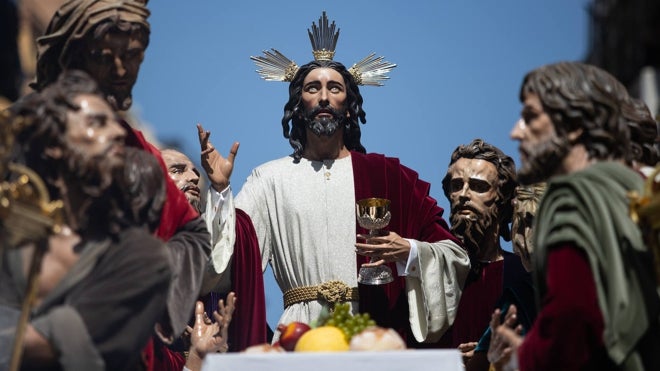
[511,207,534,272]
[511,93,568,184]
[447,158,500,247]
[64,93,126,167]
[161,149,201,208]
[80,31,145,111]
[301,67,348,137]
[447,158,499,222]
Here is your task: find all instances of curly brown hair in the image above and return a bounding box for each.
[282,60,367,162]
[519,62,633,162]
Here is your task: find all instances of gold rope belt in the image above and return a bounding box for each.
[283,280,359,309]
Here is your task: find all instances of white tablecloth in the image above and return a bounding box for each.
[202,349,463,371]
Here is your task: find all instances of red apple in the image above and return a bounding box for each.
[277,321,311,351]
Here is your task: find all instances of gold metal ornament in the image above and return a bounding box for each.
[250,11,396,85]
[1,109,63,371]
[356,197,394,285]
[628,166,660,285]
[1,112,64,247]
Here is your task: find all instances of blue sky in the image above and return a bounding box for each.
[133,0,591,327]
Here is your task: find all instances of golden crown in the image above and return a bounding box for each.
[250,11,396,86]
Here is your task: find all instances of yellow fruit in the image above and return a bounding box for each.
[294,326,349,352]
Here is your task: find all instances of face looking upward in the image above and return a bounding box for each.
[301,67,348,137]
[161,149,201,209]
[80,30,146,111]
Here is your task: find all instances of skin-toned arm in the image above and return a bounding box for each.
[184,293,236,371]
[197,124,239,192]
[355,231,411,267]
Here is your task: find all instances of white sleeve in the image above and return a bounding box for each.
[395,239,420,277]
[405,239,470,343]
[200,185,236,294]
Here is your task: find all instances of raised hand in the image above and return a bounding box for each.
[214,292,236,350]
[184,293,237,371]
[197,123,239,192]
[487,305,523,370]
[186,292,237,357]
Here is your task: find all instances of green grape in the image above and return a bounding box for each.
[323,303,381,341]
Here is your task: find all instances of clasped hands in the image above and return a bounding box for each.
[355,231,410,266]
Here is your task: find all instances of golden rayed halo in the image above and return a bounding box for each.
[250,11,396,86]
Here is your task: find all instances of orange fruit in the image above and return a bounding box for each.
[294,326,349,352]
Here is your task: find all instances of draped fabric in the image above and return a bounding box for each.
[229,208,267,351]
[472,252,536,353]
[121,123,200,239]
[141,337,185,371]
[351,151,462,346]
[122,123,202,371]
[0,228,171,371]
[439,259,505,349]
[229,151,466,346]
[533,162,660,370]
[200,207,267,352]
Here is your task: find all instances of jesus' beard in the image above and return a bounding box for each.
[303,105,347,137]
[518,133,571,185]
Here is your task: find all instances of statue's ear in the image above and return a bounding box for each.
[44,146,63,160]
[567,128,584,143]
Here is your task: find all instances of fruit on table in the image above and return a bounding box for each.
[242,343,286,353]
[294,326,350,352]
[277,321,312,351]
[321,302,376,341]
[349,326,406,351]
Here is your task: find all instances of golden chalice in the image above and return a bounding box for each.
[356,198,394,285]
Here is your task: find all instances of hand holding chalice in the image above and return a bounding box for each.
[356,198,394,285]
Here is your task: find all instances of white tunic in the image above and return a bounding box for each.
[205,154,470,343]
[235,156,358,330]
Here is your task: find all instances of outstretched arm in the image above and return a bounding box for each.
[197,123,239,192]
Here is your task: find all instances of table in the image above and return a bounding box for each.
[202,349,463,371]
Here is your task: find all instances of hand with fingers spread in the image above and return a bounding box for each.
[184,292,237,371]
[487,304,524,371]
[197,123,239,192]
[355,231,411,266]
